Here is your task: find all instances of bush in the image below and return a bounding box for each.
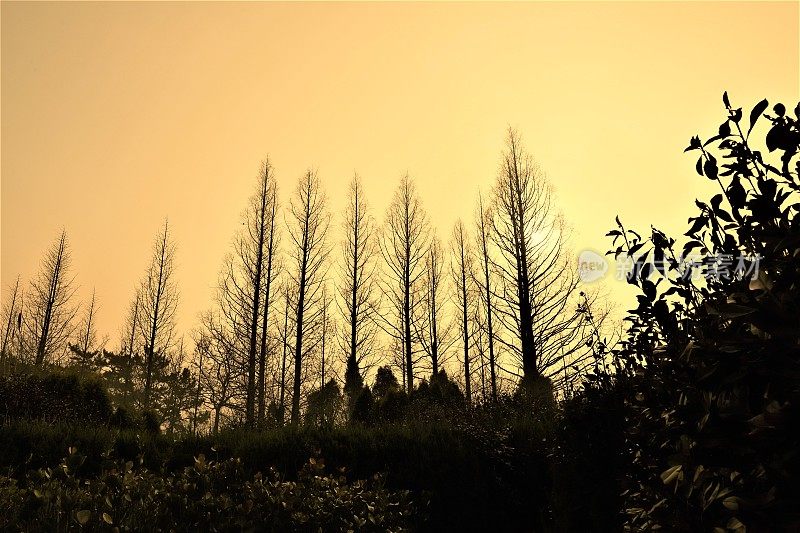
[605,93,800,530]
[0,417,553,532]
[0,368,112,425]
[0,447,420,532]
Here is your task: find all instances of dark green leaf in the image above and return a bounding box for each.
[747,98,769,137]
[703,155,718,180]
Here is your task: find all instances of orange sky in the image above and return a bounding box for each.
[2,1,798,345]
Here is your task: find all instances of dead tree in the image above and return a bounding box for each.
[25,230,78,365]
[491,129,595,389]
[474,193,498,401]
[286,170,330,424]
[257,172,280,426]
[137,220,179,409]
[237,161,279,426]
[378,175,430,391]
[338,174,379,396]
[75,288,104,354]
[278,285,291,425]
[0,276,23,372]
[417,235,453,376]
[451,220,474,403]
[196,312,239,433]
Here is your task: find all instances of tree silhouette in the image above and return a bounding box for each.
[450,220,475,404]
[137,220,179,409]
[378,175,430,391]
[0,275,23,373]
[418,235,453,377]
[338,174,379,401]
[287,170,330,425]
[24,230,78,366]
[474,194,498,401]
[490,129,591,392]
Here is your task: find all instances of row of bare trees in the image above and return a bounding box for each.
[1,129,608,430]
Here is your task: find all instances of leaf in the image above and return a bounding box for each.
[773,102,785,117]
[766,125,784,152]
[703,154,718,180]
[660,465,682,485]
[76,510,91,525]
[684,135,702,152]
[685,216,707,236]
[722,91,730,108]
[102,513,113,525]
[683,240,702,255]
[727,517,745,530]
[696,156,703,176]
[714,208,733,223]
[705,301,755,318]
[747,98,769,137]
[718,121,731,137]
[728,178,746,206]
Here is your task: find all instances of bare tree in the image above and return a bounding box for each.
[257,173,280,426]
[0,276,23,372]
[318,284,335,389]
[196,312,239,433]
[277,285,292,425]
[491,129,595,390]
[451,220,475,403]
[474,193,498,401]
[338,174,379,395]
[286,170,330,424]
[24,230,78,366]
[137,219,179,408]
[219,160,280,427]
[378,175,430,391]
[74,288,106,354]
[417,235,453,376]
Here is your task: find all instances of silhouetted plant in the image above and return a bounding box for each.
[606,93,799,530]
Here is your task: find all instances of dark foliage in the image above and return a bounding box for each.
[0,368,112,425]
[602,93,800,531]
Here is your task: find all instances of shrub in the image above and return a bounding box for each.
[0,447,420,532]
[0,368,112,425]
[605,93,800,530]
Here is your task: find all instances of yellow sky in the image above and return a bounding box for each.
[2,1,798,343]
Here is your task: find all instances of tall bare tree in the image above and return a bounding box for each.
[451,220,475,403]
[318,284,335,389]
[0,276,23,372]
[25,230,78,365]
[378,175,430,391]
[75,288,103,354]
[277,285,292,425]
[286,170,330,424]
[256,172,280,426]
[138,220,179,408]
[491,129,594,390]
[338,174,378,396]
[417,235,453,376]
[474,193,498,401]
